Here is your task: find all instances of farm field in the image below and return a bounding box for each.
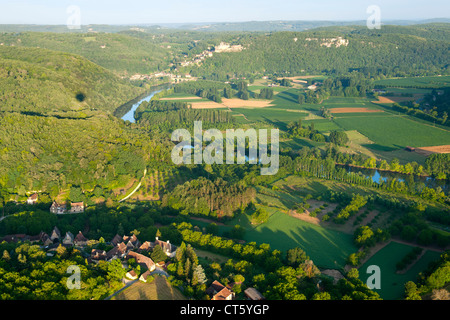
[374,75,450,88]
[230,107,307,124]
[111,275,187,300]
[333,114,450,151]
[358,242,442,300]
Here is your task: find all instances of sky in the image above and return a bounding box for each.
[0,0,448,25]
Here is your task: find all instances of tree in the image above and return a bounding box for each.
[404,281,422,300]
[151,245,167,263]
[176,242,186,262]
[286,247,309,266]
[354,226,375,247]
[56,244,67,258]
[329,130,349,146]
[298,93,305,104]
[192,264,207,286]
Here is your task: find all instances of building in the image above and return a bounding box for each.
[126,251,156,272]
[152,237,177,258]
[206,280,234,301]
[27,193,38,205]
[126,269,138,280]
[62,232,74,246]
[50,226,61,242]
[70,202,84,213]
[139,270,152,282]
[90,249,107,262]
[110,234,122,246]
[106,242,128,261]
[74,231,88,246]
[244,288,265,300]
[50,202,66,214]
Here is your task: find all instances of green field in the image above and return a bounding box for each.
[374,75,450,88]
[359,242,442,300]
[230,107,307,125]
[333,114,450,150]
[242,208,357,269]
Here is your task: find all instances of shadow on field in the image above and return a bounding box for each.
[250,219,354,269]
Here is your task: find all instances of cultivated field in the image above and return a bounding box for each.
[374,75,450,88]
[330,107,383,114]
[112,275,186,300]
[333,115,450,150]
[415,145,450,156]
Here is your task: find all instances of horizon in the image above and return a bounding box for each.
[0,0,449,25]
[1,17,450,27]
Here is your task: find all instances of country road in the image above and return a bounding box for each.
[119,168,147,203]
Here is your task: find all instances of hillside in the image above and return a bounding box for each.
[0,46,144,116]
[184,24,450,79]
[0,46,160,200]
[0,32,171,75]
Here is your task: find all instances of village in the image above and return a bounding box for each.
[128,41,244,83]
[2,193,265,301]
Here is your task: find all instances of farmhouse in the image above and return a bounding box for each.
[62,231,74,246]
[126,269,138,280]
[74,231,88,246]
[49,226,61,242]
[206,280,235,300]
[50,201,66,214]
[152,237,177,258]
[139,270,152,282]
[126,251,156,272]
[70,202,85,213]
[27,193,38,205]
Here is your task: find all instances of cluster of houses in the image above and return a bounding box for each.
[0,226,88,254]
[25,193,85,215]
[1,225,265,300]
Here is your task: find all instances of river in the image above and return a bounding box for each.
[119,84,171,123]
[341,165,449,192]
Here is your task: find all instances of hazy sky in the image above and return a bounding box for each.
[0,0,448,25]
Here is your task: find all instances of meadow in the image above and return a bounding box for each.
[359,242,442,300]
[242,207,357,269]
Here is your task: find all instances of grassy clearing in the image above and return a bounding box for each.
[243,207,357,269]
[111,275,186,300]
[358,242,442,300]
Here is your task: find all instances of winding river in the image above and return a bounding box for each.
[120,84,171,123]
